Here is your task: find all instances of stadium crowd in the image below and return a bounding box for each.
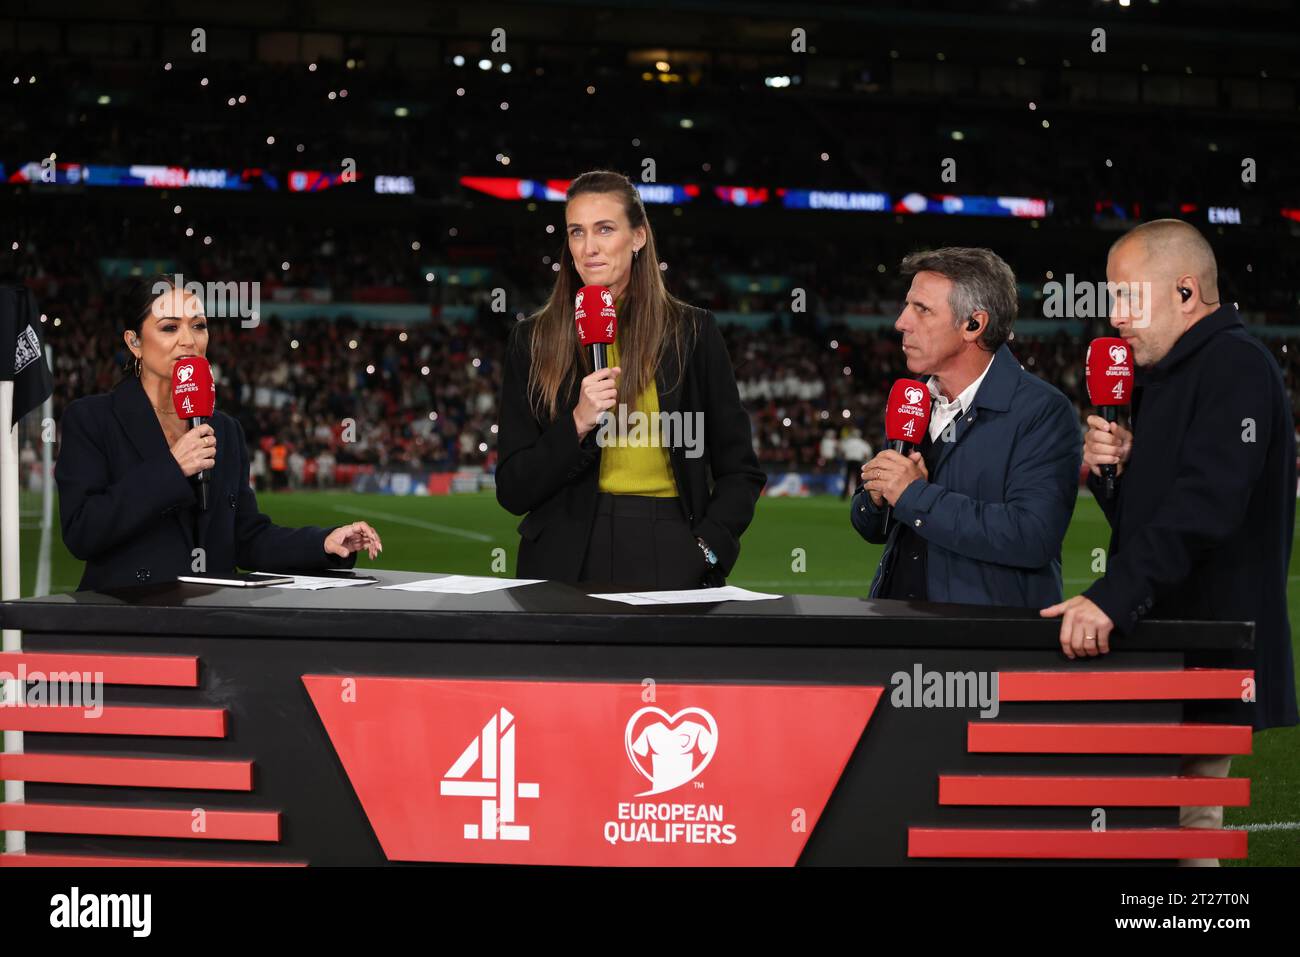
[9,205,1299,489]
[5,44,1298,488]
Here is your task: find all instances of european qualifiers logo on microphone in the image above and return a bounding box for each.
[885,378,932,446]
[1085,337,1133,406]
[574,285,617,341]
[151,272,261,328]
[171,357,215,417]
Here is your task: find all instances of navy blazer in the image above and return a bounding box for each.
[55,376,355,591]
[850,343,1082,607]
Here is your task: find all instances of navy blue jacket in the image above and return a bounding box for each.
[55,376,355,591]
[1084,305,1297,731]
[850,343,1081,607]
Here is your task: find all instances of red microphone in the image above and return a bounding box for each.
[885,378,932,453]
[574,284,617,371]
[172,355,216,511]
[1085,337,1133,500]
[881,378,932,531]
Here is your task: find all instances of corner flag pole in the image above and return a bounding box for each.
[0,377,25,854]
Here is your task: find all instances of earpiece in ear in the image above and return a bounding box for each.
[967,317,981,332]
[1178,286,1192,303]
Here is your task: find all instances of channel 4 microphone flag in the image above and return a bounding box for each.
[0,285,54,423]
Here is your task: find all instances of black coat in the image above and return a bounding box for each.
[496,306,766,584]
[55,376,356,591]
[1084,305,1298,731]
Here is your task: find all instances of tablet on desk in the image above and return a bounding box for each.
[176,572,296,588]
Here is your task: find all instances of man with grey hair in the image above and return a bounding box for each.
[851,247,1081,607]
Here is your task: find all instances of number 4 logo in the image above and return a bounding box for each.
[439,707,539,841]
[1111,381,1125,400]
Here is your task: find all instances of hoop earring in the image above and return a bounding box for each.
[134,355,142,377]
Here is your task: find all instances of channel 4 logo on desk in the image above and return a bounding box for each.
[438,706,540,841]
[302,676,883,866]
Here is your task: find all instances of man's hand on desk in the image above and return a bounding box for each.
[1040,594,1115,659]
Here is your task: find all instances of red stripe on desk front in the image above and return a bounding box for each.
[938,775,1250,807]
[0,705,226,737]
[908,827,1246,859]
[0,802,279,841]
[0,753,252,790]
[967,723,1253,754]
[1,853,303,867]
[997,669,1252,701]
[0,652,198,687]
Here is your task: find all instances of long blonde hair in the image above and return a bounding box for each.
[525,170,694,421]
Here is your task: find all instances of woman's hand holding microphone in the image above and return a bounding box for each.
[170,424,217,477]
[573,366,621,442]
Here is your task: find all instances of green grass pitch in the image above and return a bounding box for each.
[16,489,1299,865]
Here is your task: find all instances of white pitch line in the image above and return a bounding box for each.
[330,506,494,543]
[1225,821,1300,832]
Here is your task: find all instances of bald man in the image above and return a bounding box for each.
[1041,219,1298,863]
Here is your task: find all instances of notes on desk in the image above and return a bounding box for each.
[379,575,544,595]
[590,586,783,605]
[268,574,377,591]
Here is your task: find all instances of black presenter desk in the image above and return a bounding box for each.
[0,571,1254,866]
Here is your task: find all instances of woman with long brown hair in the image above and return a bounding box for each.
[496,170,765,589]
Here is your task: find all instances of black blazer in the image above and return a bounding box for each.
[496,305,766,584]
[1083,305,1297,731]
[55,376,356,592]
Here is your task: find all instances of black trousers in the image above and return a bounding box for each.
[579,493,708,590]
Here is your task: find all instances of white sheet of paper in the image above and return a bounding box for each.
[589,585,783,605]
[379,575,544,594]
[267,574,374,591]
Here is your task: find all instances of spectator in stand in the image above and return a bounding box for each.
[840,428,872,500]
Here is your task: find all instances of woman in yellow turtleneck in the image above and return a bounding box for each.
[495,170,766,589]
[596,322,678,498]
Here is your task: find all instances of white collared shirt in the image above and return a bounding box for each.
[927,354,994,443]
